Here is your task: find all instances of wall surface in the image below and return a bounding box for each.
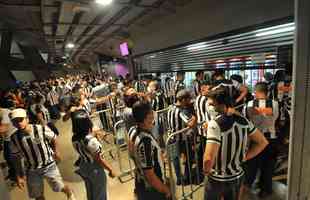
[131,0,294,55]
[11,70,36,82]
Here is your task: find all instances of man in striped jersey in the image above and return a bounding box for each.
[192,70,204,97]
[194,80,212,180]
[243,82,280,198]
[168,89,197,185]
[164,77,175,105]
[9,108,76,200]
[134,77,147,93]
[147,80,166,146]
[174,72,186,101]
[30,94,60,136]
[129,101,171,200]
[203,87,268,200]
[46,85,60,120]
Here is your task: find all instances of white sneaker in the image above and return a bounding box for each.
[68,193,77,200]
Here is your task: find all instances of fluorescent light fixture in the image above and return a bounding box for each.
[95,0,113,5]
[66,43,75,49]
[187,42,208,51]
[230,58,241,61]
[255,23,295,37]
[149,55,156,58]
[62,56,67,59]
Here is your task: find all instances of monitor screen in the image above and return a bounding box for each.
[120,42,129,56]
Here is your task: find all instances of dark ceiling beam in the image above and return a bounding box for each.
[72,6,131,59]
[92,0,167,50]
[62,11,85,53]
[72,0,144,59]
[0,3,58,11]
[0,28,42,31]
[74,9,109,45]
[44,22,124,27]
[45,34,108,39]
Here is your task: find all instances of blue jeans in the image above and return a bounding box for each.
[172,140,192,184]
[75,161,107,200]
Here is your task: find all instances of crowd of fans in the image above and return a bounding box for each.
[0,67,292,200]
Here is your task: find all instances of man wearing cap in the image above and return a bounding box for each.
[8,108,76,200]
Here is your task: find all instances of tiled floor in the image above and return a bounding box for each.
[2,119,287,200]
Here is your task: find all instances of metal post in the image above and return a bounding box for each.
[288,0,310,199]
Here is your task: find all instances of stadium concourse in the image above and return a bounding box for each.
[2,0,310,200]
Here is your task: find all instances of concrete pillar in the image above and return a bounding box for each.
[0,30,16,88]
[288,0,310,199]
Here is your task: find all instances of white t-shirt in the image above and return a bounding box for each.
[1,108,17,141]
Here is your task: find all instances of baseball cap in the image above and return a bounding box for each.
[10,108,27,119]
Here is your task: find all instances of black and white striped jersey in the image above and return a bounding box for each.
[47,89,59,106]
[30,104,51,124]
[207,114,257,182]
[9,125,56,170]
[277,81,292,117]
[134,81,146,93]
[72,135,102,164]
[83,85,93,99]
[129,127,163,187]
[164,79,175,98]
[174,80,186,97]
[82,99,92,116]
[167,105,195,141]
[194,95,212,137]
[244,98,279,139]
[151,91,165,111]
[193,80,201,97]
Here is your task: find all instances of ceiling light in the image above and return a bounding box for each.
[187,44,208,51]
[255,23,295,37]
[62,56,67,59]
[95,0,113,5]
[66,43,75,49]
[187,42,208,51]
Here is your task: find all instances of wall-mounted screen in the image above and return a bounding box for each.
[120,42,129,56]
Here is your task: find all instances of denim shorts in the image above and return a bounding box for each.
[26,162,65,198]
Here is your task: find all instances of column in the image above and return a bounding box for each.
[288,0,310,199]
[0,30,16,88]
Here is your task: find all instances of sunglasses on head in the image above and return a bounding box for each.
[12,117,25,123]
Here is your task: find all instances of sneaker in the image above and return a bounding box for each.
[68,193,77,200]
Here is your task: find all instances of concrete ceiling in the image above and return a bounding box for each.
[0,0,194,67]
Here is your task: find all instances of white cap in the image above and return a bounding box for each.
[10,108,27,119]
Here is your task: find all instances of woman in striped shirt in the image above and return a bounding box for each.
[72,109,117,200]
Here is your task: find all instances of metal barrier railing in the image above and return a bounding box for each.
[114,120,135,183]
[165,123,205,200]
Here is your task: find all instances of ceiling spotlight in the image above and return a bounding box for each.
[95,0,113,6]
[66,43,75,49]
